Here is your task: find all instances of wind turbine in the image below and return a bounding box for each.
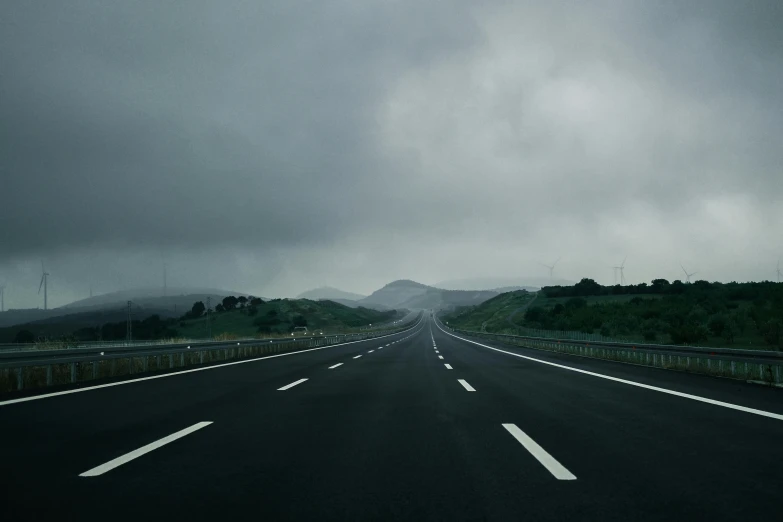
[612,257,627,285]
[38,261,49,310]
[680,264,697,284]
[540,257,560,279]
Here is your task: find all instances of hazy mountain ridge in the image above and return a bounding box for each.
[359,279,498,310]
[297,286,367,301]
[0,288,248,329]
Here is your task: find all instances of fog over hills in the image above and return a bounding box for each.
[359,280,500,310]
[0,287,249,328]
[434,277,573,291]
[296,286,367,301]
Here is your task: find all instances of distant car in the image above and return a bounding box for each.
[293,326,308,334]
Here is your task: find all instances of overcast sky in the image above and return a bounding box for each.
[2,0,782,308]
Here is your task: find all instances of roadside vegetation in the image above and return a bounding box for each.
[2,296,402,344]
[443,278,783,350]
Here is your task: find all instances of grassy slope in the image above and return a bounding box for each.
[442,291,536,332]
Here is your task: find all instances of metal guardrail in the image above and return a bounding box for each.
[0,314,423,394]
[0,337,261,353]
[441,323,783,385]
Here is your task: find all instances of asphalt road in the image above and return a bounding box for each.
[1,314,782,521]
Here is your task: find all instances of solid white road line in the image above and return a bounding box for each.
[435,321,783,422]
[353,355,362,359]
[277,378,308,391]
[328,363,343,369]
[79,422,213,477]
[502,423,576,480]
[0,322,422,407]
[438,355,444,360]
[368,350,375,353]
[458,379,476,392]
[444,364,453,370]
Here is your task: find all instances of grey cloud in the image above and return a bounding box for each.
[1,1,782,308]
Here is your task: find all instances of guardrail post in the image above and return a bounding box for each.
[169,354,174,369]
[46,365,53,385]
[111,359,117,376]
[70,362,76,383]
[128,357,134,375]
[92,361,98,380]
[143,357,148,372]
[16,368,23,390]
[200,351,204,364]
[180,353,184,366]
[156,355,161,369]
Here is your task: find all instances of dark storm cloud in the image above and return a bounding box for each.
[0,0,480,258]
[1,1,782,307]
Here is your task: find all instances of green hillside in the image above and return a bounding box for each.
[177,299,400,339]
[4,298,402,344]
[441,290,536,332]
[443,278,783,350]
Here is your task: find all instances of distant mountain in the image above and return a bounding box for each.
[434,277,573,291]
[315,298,388,309]
[0,287,249,329]
[359,279,496,310]
[297,286,366,301]
[359,280,430,309]
[63,287,246,309]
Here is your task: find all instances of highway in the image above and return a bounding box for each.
[1,314,782,521]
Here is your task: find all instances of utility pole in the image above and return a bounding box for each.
[126,300,132,343]
[206,296,212,339]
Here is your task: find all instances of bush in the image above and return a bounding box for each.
[14,330,35,343]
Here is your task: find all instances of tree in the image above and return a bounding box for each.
[215,303,225,313]
[651,279,670,293]
[14,329,35,343]
[707,314,726,337]
[237,296,248,308]
[292,315,308,327]
[190,301,205,318]
[222,296,238,311]
[250,297,264,306]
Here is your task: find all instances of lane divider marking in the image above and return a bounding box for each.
[458,379,476,392]
[80,422,213,477]
[502,423,576,481]
[278,378,308,391]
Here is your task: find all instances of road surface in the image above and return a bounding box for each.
[1,315,781,521]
